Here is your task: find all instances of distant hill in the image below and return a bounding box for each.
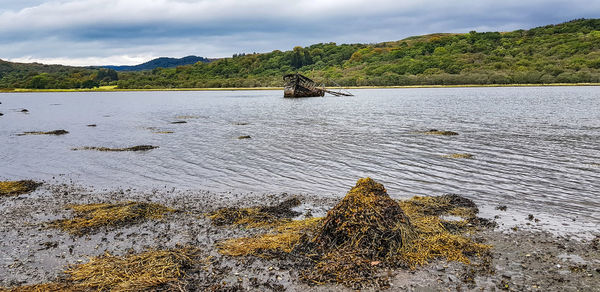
[101,56,210,71]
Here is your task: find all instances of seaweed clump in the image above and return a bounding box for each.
[424,129,459,136]
[297,178,416,287]
[216,178,492,289]
[49,202,174,235]
[0,180,41,197]
[1,248,200,292]
[398,194,490,268]
[208,197,301,228]
[218,217,322,258]
[71,145,158,152]
[17,130,69,136]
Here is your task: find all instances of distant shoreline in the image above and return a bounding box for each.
[1,83,599,93]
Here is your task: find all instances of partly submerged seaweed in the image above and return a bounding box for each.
[17,130,69,136]
[423,129,459,136]
[49,201,174,235]
[71,145,158,152]
[0,180,41,197]
[175,115,201,119]
[442,153,474,159]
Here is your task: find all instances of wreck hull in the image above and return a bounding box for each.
[283,73,325,98]
[284,85,325,98]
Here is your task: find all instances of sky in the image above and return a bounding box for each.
[1,0,599,66]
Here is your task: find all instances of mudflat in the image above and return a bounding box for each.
[0,182,598,291]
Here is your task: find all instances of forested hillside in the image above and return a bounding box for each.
[116,19,600,88]
[0,60,117,89]
[2,19,600,89]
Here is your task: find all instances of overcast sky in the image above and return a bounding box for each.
[1,0,598,66]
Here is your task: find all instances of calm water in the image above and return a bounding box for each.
[1,87,599,233]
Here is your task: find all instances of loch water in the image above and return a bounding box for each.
[1,87,599,235]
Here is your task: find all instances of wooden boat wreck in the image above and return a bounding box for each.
[283,73,353,98]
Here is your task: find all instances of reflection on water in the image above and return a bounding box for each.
[1,87,599,233]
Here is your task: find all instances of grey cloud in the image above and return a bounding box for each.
[1,0,599,65]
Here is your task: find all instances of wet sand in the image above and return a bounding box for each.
[1,182,599,291]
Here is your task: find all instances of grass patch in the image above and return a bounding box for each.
[71,145,158,152]
[208,197,301,228]
[0,180,41,197]
[216,178,491,289]
[17,130,69,136]
[49,202,174,235]
[1,247,200,292]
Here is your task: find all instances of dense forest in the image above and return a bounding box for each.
[1,19,600,89]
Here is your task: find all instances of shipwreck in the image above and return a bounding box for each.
[283,73,352,98]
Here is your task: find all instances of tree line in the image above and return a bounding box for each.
[2,19,600,90]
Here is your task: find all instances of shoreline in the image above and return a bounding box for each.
[1,181,598,291]
[1,83,600,93]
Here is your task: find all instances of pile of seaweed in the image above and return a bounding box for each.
[17,130,69,136]
[49,202,174,235]
[217,178,491,289]
[1,247,202,292]
[0,180,41,197]
[208,197,301,228]
[71,145,158,152]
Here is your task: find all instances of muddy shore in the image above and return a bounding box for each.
[1,182,598,291]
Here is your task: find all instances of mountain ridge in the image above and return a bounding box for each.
[100,56,211,71]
